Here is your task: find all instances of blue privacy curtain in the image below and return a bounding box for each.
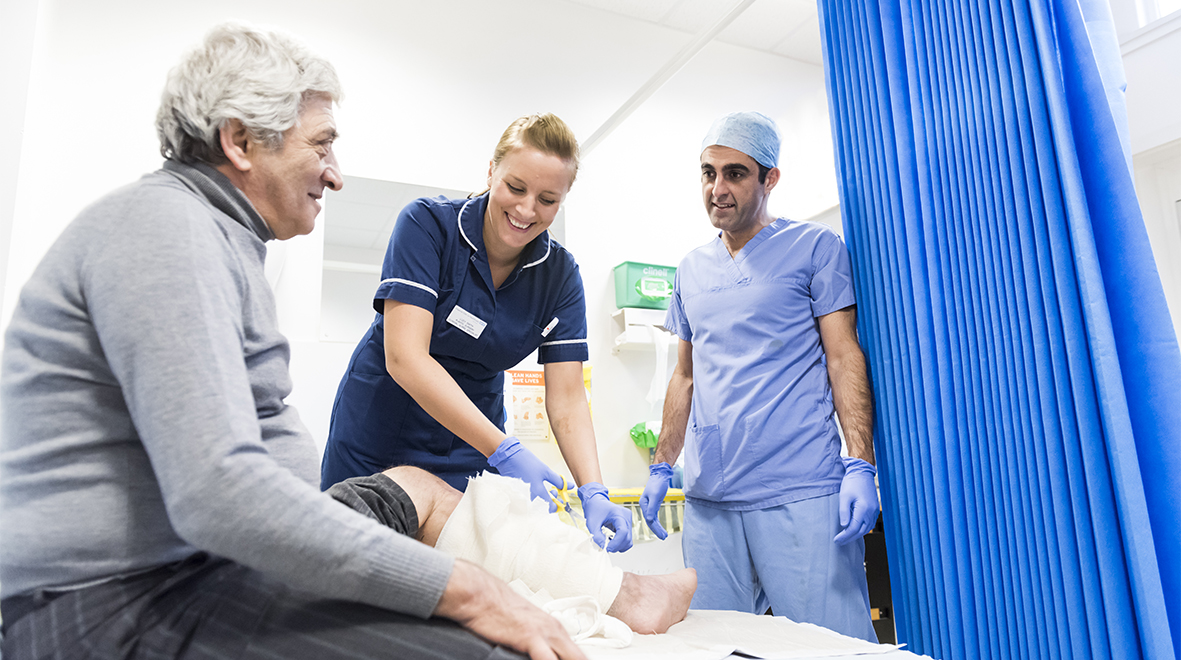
[816,1,1181,658]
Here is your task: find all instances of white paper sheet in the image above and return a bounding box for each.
[583,610,926,660]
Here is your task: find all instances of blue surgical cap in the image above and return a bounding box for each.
[700,111,781,169]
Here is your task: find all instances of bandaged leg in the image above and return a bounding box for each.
[379,466,694,636]
[435,473,623,612]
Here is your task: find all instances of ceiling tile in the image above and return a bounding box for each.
[771,10,824,65]
[561,0,823,64]
[657,0,728,34]
[560,0,684,23]
[716,0,815,52]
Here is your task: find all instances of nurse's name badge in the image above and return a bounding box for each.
[446,305,488,339]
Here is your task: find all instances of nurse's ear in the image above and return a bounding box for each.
[487,159,495,187]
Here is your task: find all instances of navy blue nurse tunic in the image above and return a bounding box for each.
[320,194,590,491]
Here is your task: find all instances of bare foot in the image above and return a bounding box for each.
[606,568,697,634]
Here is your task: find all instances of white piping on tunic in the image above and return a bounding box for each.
[381,278,438,298]
[463,194,552,269]
[457,198,479,253]
[540,338,587,347]
[521,238,551,269]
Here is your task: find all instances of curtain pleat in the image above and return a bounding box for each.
[816,1,1181,658]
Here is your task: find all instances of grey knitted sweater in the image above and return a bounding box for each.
[0,161,452,617]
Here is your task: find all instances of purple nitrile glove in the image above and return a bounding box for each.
[488,436,562,512]
[639,462,674,540]
[833,457,880,545]
[578,482,633,552]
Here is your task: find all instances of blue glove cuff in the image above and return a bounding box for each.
[487,436,521,467]
[577,482,609,507]
[649,462,674,478]
[842,456,877,477]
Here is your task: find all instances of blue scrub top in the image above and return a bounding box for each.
[321,194,589,490]
[664,218,857,510]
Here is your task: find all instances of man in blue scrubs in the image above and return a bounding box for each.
[639,112,879,641]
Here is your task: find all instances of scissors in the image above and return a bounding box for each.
[548,476,615,549]
[548,475,579,519]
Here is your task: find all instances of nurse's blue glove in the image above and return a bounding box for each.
[639,462,674,540]
[488,436,562,512]
[578,482,633,552]
[834,457,879,546]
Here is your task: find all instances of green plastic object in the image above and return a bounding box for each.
[629,421,659,449]
[614,261,675,310]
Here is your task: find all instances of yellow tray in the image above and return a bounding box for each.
[604,487,685,540]
[607,487,684,504]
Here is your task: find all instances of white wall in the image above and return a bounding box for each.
[2,0,835,489]
[1115,3,1181,338]
[568,40,834,486]
[8,0,1171,490]
[1121,12,1181,154]
[1133,144,1181,333]
[1,0,41,329]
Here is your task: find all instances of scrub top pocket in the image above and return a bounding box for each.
[684,423,724,500]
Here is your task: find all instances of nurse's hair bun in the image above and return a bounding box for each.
[492,113,580,185]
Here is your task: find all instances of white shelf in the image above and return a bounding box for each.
[612,307,668,326]
[611,308,676,354]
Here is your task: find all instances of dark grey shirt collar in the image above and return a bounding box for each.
[162,159,275,242]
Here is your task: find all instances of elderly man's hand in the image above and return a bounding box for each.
[434,559,587,660]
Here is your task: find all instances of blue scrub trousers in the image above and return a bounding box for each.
[682,492,877,642]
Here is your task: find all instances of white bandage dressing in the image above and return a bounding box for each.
[435,473,624,614]
[508,582,632,648]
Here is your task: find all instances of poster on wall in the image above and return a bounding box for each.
[507,370,550,442]
[505,366,593,443]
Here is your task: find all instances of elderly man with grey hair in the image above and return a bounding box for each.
[0,23,616,660]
